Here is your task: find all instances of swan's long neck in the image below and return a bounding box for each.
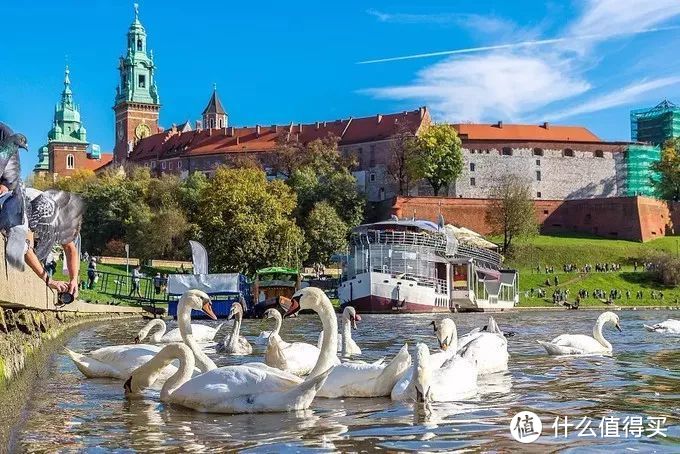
[178,299,217,371]
[138,319,166,343]
[130,343,195,400]
[412,345,431,400]
[271,311,283,336]
[593,317,612,350]
[340,316,351,357]
[306,297,338,382]
[228,312,242,348]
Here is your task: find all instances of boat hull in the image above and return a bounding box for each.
[346,295,452,314]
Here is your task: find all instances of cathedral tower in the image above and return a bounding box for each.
[202,84,228,129]
[113,3,160,162]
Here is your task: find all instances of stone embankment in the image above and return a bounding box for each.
[0,241,144,386]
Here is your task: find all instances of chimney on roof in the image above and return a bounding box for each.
[299,123,303,133]
[256,125,261,136]
[496,120,503,128]
[377,114,383,124]
[235,136,240,145]
[419,106,426,119]
[195,120,203,131]
[315,121,320,130]
[271,125,277,132]
[323,121,327,127]
[542,121,550,129]
[227,126,235,137]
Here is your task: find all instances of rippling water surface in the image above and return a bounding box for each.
[13,310,680,452]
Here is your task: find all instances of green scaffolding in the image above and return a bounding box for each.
[625,144,661,197]
[631,99,680,146]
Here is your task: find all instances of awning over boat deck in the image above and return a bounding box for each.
[167,273,241,295]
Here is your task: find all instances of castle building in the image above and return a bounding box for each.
[631,99,680,146]
[113,3,160,162]
[33,67,112,178]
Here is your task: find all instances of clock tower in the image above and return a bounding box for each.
[113,3,160,162]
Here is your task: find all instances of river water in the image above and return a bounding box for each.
[12,310,680,452]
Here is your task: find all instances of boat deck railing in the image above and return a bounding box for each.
[351,230,453,255]
[456,243,503,269]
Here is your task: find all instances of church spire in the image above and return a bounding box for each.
[202,84,228,129]
[62,65,73,107]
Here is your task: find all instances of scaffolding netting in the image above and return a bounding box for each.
[625,144,661,197]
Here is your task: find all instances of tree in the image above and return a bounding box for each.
[271,135,305,178]
[485,175,538,252]
[408,124,463,196]
[386,125,417,195]
[653,138,680,201]
[305,202,348,265]
[197,167,306,274]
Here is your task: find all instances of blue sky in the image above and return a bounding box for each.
[3,1,680,177]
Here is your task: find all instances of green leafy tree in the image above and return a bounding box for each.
[386,125,417,195]
[485,175,538,252]
[197,167,306,274]
[408,124,463,196]
[305,202,348,265]
[653,138,680,201]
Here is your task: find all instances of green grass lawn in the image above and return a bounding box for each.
[504,234,680,308]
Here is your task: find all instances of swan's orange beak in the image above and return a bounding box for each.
[202,300,217,320]
[283,295,301,318]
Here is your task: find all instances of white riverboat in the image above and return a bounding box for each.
[337,218,518,313]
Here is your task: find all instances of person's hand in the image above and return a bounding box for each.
[0,184,8,194]
[47,279,69,293]
[69,278,79,299]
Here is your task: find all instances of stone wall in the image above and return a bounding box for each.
[392,195,680,242]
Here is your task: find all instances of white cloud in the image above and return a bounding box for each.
[546,77,680,121]
[361,1,680,123]
[363,53,590,122]
[365,9,515,35]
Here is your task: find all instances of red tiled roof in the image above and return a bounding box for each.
[453,123,601,142]
[129,108,429,161]
[81,153,113,171]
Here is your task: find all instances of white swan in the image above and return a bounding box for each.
[317,306,362,358]
[65,290,218,379]
[125,287,341,414]
[217,300,253,355]
[392,343,477,403]
[437,317,509,374]
[264,308,330,376]
[644,319,680,334]
[283,287,410,398]
[538,311,622,355]
[134,318,225,344]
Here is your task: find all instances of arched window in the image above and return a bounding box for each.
[533,148,544,156]
[137,38,143,51]
[66,154,75,169]
[563,148,574,157]
[219,118,223,128]
[210,118,215,128]
[594,149,604,158]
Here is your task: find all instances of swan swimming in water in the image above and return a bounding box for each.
[125,287,340,414]
[279,288,410,398]
[392,343,477,403]
[217,300,253,355]
[317,306,362,358]
[436,317,509,375]
[538,311,622,355]
[65,290,219,379]
[263,308,328,376]
[644,319,680,334]
[134,318,225,344]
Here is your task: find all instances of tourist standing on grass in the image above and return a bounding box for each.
[87,257,97,289]
[129,265,143,297]
[153,272,162,295]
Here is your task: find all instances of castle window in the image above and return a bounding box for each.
[501,147,513,156]
[219,118,223,128]
[161,161,166,170]
[137,38,143,51]
[594,149,604,158]
[563,148,574,157]
[536,170,542,181]
[470,177,476,186]
[178,161,182,169]
[210,119,215,128]
[470,162,476,172]
[536,159,541,166]
[151,161,156,169]
[138,74,146,88]
[370,173,376,182]
[533,148,544,156]
[537,191,542,198]
[66,154,75,169]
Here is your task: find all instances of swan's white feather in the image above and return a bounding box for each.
[644,319,680,334]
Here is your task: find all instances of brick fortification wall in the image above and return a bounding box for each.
[392,196,680,242]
